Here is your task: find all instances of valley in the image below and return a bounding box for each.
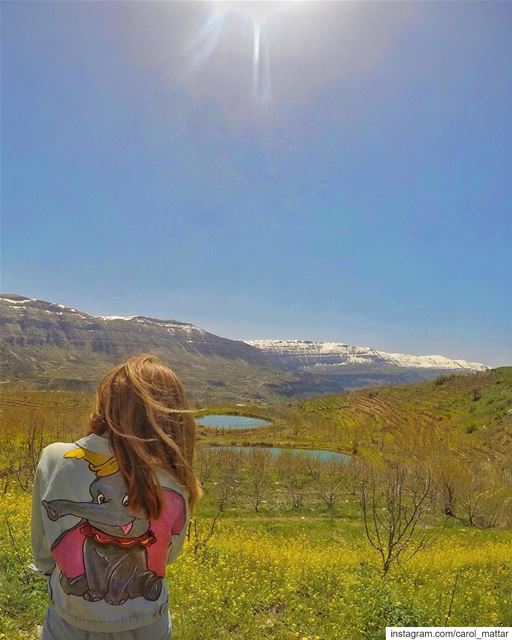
[1,297,509,639]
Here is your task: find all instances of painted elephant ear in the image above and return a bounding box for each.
[146,488,186,577]
[50,521,87,579]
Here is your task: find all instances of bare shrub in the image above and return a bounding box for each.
[275,451,310,509]
[306,455,347,521]
[246,447,272,512]
[188,448,243,557]
[360,462,441,575]
[459,460,509,528]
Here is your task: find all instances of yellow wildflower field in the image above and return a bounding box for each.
[1,489,511,640]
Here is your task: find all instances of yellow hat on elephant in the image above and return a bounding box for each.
[64,447,119,477]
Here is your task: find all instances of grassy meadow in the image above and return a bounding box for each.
[1,368,512,639]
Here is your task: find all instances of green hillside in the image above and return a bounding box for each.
[299,366,512,459]
[195,367,512,465]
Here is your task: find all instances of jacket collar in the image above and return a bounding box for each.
[75,433,113,456]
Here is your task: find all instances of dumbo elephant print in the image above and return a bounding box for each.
[42,447,185,606]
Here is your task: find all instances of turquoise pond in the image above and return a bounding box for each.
[197,414,350,461]
[196,414,272,429]
[209,445,350,463]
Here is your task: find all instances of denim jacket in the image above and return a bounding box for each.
[30,433,189,633]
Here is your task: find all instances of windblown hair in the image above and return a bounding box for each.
[88,354,202,520]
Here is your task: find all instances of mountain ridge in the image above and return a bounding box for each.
[0,294,489,402]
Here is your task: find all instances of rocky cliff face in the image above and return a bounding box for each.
[0,294,285,402]
[0,294,267,363]
[244,339,487,372]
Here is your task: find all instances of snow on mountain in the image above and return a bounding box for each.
[245,339,488,372]
[380,352,487,370]
[98,315,206,335]
[0,295,88,317]
[0,296,206,335]
[0,295,488,376]
[98,315,135,321]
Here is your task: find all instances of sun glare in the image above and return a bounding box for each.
[215,1,291,24]
[186,1,303,102]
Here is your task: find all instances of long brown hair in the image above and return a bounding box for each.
[87,354,202,519]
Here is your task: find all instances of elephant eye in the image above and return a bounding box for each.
[122,494,129,507]
[97,493,106,504]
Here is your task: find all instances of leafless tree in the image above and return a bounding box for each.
[276,452,310,509]
[188,507,224,558]
[214,448,243,511]
[460,461,508,528]
[441,475,457,518]
[360,462,441,575]
[188,448,243,557]
[11,412,46,492]
[246,447,272,512]
[307,456,347,522]
[195,444,216,486]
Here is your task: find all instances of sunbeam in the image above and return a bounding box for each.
[185,2,299,103]
[185,11,227,73]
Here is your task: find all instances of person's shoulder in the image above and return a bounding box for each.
[156,468,189,498]
[39,441,79,464]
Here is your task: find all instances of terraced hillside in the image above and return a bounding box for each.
[297,366,512,463]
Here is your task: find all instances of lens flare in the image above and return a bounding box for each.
[215,1,290,24]
[186,2,299,102]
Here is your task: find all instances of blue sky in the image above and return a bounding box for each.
[2,1,511,366]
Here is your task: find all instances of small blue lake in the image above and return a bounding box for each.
[211,445,350,463]
[196,414,272,430]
